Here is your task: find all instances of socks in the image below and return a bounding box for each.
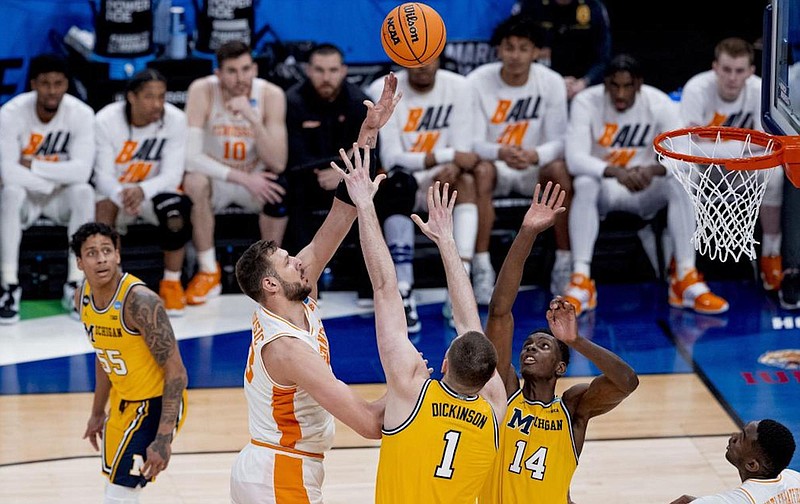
[197,248,217,273]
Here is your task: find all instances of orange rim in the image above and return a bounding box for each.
[653,126,786,171]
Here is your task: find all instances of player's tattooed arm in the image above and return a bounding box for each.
[125,286,188,434]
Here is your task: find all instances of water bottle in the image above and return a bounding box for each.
[153,0,172,54]
[168,6,187,59]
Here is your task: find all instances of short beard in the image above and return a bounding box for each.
[279,277,312,302]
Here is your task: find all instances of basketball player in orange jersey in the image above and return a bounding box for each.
[229,74,400,504]
[479,182,639,504]
[467,13,573,304]
[182,40,288,307]
[0,54,95,324]
[71,222,188,504]
[336,155,508,501]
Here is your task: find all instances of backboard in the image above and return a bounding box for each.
[762,0,800,136]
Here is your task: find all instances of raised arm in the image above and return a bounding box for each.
[411,182,507,417]
[548,297,639,423]
[334,146,429,407]
[487,182,566,396]
[266,336,385,439]
[297,73,401,287]
[124,286,188,480]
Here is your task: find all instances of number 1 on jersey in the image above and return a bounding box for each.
[434,430,461,479]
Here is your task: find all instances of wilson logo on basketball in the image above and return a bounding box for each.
[403,4,420,43]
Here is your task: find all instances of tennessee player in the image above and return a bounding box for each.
[94,68,192,317]
[563,54,728,316]
[228,74,400,504]
[679,37,784,293]
[367,57,486,331]
[0,53,95,324]
[479,182,638,503]
[71,222,188,504]
[182,40,288,307]
[337,139,506,502]
[467,13,573,304]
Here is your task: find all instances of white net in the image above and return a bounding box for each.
[655,129,779,262]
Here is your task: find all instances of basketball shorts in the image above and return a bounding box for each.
[211,178,263,214]
[102,388,188,488]
[230,441,325,504]
[493,160,540,197]
[412,165,454,212]
[598,176,671,219]
[13,183,95,230]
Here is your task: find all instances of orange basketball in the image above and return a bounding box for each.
[380,2,446,68]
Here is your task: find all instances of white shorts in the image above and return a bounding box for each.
[113,198,159,233]
[412,166,448,212]
[230,442,324,504]
[212,178,261,213]
[493,160,540,197]
[17,184,94,229]
[598,176,671,220]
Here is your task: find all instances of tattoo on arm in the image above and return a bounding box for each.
[150,432,172,460]
[364,135,377,148]
[159,377,185,434]
[127,288,176,366]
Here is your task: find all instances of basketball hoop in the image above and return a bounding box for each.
[653,126,800,262]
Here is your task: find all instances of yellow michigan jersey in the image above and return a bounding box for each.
[376,379,499,504]
[480,389,578,503]
[80,273,165,400]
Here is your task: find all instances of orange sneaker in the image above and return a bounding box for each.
[760,255,783,291]
[186,264,222,305]
[669,268,728,315]
[563,273,597,316]
[159,279,186,317]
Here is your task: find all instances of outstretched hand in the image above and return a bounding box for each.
[411,181,456,246]
[362,72,402,131]
[523,181,567,234]
[330,144,385,209]
[546,296,579,345]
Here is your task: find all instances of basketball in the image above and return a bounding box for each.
[380,2,446,68]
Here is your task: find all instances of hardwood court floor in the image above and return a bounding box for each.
[1,374,741,503]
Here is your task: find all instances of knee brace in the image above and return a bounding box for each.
[152,193,193,251]
[376,169,418,220]
[262,173,289,218]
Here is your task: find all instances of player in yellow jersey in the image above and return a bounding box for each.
[70,222,188,504]
[335,146,515,503]
[479,185,639,504]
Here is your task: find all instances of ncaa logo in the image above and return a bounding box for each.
[113,301,122,310]
[82,295,90,306]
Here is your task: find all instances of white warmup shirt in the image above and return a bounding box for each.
[693,468,800,503]
[566,83,683,178]
[245,298,336,455]
[680,70,763,130]
[93,101,187,208]
[467,61,567,165]
[367,69,476,171]
[0,91,95,195]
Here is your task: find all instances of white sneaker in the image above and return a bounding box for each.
[401,288,421,333]
[472,261,496,306]
[0,284,22,325]
[62,281,80,320]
